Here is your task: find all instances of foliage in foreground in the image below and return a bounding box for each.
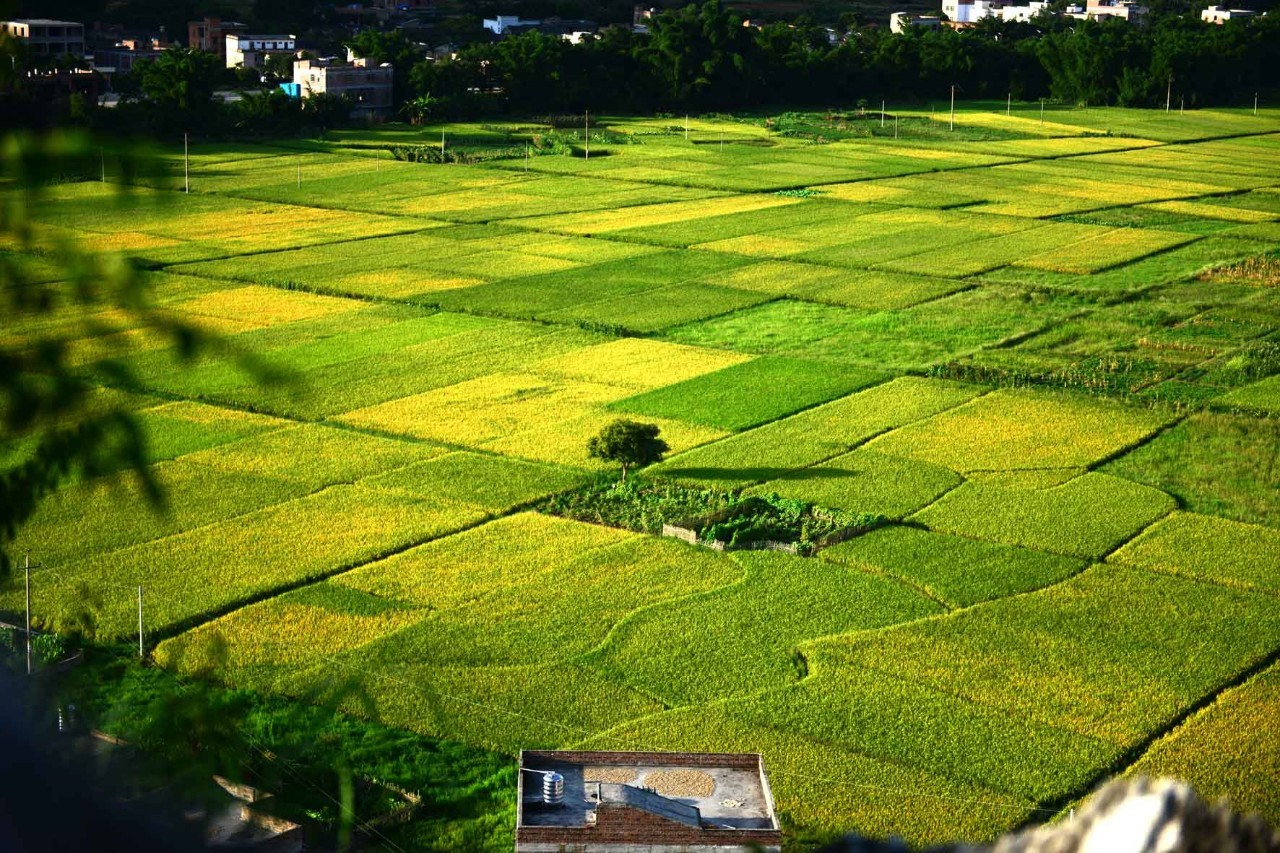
[57,651,516,850]
[0,132,211,577]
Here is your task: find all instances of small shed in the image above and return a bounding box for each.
[515,750,782,852]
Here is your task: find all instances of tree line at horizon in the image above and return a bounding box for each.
[2,0,1277,135]
[391,1,1280,117]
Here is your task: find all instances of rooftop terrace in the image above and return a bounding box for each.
[516,750,781,851]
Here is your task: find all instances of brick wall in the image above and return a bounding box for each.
[522,751,762,771]
[517,804,781,848]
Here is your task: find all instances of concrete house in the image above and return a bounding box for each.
[1,20,86,59]
[187,17,246,61]
[225,34,297,69]
[516,750,782,852]
[1082,0,1146,21]
[891,12,943,32]
[483,15,540,35]
[1201,4,1258,21]
[293,57,394,116]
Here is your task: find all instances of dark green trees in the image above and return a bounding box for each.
[587,419,669,482]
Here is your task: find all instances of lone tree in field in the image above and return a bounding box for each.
[587,419,669,482]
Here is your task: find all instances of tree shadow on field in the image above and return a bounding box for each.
[298,669,380,723]
[661,466,858,482]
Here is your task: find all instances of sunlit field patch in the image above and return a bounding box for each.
[666,289,1081,370]
[532,338,751,390]
[14,112,1280,849]
[9,484,488,640]
[610,355,881,430]
[869,388,1172,472]
[1110,511,1280,593]
[912,472,1176,558]
[746,449,960,519]
[337,372,630,445]
[1126,663,1280,819]
[820,525,1085,607]
[651,377,983,487]
[483,409,728,468]
[175,284,360,327]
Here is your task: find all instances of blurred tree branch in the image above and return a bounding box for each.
[0,131,281,578]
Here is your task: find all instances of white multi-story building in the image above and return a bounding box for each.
[1201,4,1258,22]
[1000,1,1053,21]
[890,12,943,31]
[1083,0,1146,20]
[939,0,1145,24]
[225,33,296,69]
[0,19,86,58]
[482,16,539,35]
[941,0,1005,23]
[293,57,393,115]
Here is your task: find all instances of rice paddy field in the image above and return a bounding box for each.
[5,102,1280,849]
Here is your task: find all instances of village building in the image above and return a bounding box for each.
[938,0,1144,24]
[482,15,539,35]
[187,16,246,61]
[291,57,394,116]
[1082,0,1147,21]
[891,12,943,32]
[225,34,297,70]
[89,25,170,73]
[516,750,782,853]
[998,1,1053,22]
[0,19,87,59]
[1201,4,1258,21]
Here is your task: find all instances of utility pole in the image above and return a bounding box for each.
[24,555,33,676]
[441,130,446,158]
[881,100,886,128]
[1166,75,1172,112]
[137,586,145,659]
[1007,92,1011,116]
[584,110,589,161]
[183,132,190,193]
[950,85,956,131]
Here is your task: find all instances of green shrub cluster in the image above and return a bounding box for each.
[696,493,880,550]
[31,632,68,664]
[391,144,526,164]
[539,474,739,535]
[539,476,880,549]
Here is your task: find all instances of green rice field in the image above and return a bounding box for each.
[5,103,1280,849]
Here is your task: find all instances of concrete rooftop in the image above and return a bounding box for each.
[518,751,777,831]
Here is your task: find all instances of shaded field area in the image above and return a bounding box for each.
[5,104,1280,849]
